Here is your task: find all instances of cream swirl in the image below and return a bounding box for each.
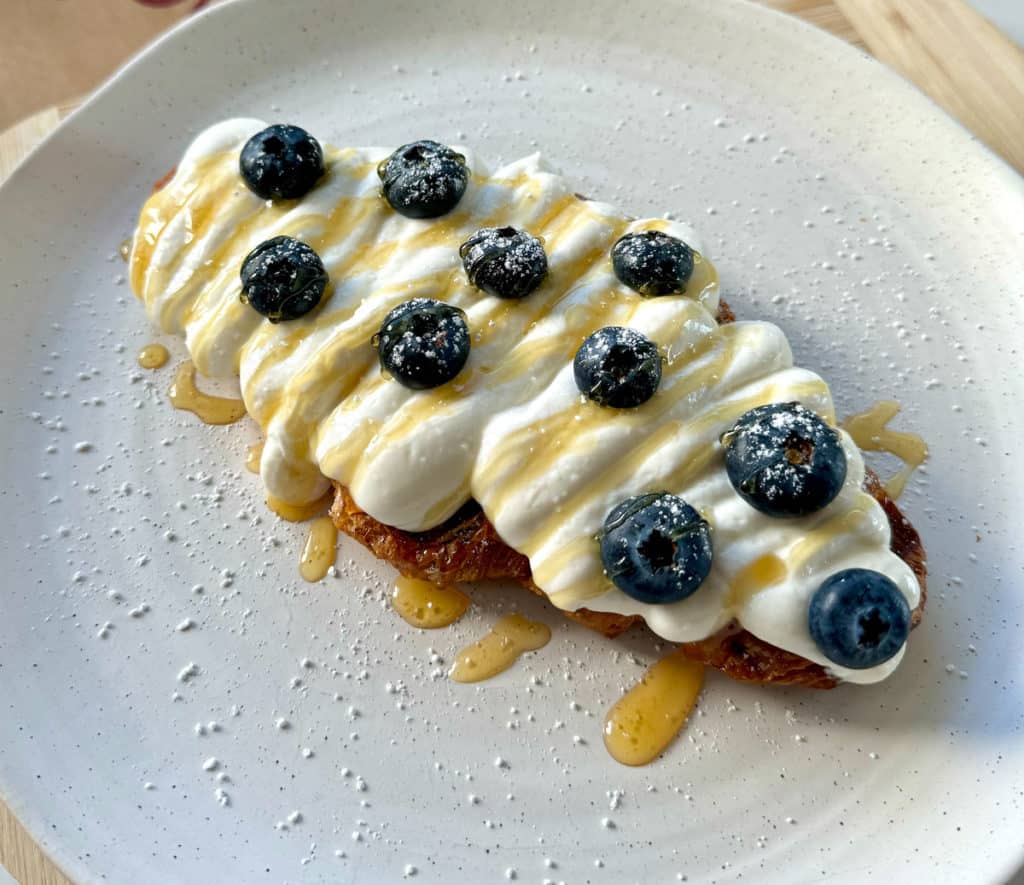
[131,119,920,683]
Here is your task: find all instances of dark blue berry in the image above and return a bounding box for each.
[377,140,468,218]
[808,568,911,669]
[612,230,695,296]
[600,493,713,604]
[573,327,662,408]
[374,298,470,389]
[459,226,548,300]
[240,236,328,323]
[722,402,847,517]
[239,124,324,200]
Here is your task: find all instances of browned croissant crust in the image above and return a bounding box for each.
[327,298,926,688]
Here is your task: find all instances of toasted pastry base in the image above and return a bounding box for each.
[326,300,926,688]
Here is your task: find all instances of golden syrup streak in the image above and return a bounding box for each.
[842,400,929,498]
[137,343,169,369]
[168,361,247,425]
[245,441,264,474]
[725,553,787,611]
[265,490,333,523]
[450,614,551,683]
[604,650,704,766]
[391,577,470,629]
[299,516,337,582]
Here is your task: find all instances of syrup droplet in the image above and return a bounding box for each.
[245,441,264,474]
[137,343,169,369]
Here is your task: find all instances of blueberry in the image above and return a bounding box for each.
[377,140,468,218]
[239,236,328,323]
[808,568,911,669]
[374,298,470,389]
[573,327,662,408]
[721,402,847,517]
[600,493,713,604]
[239,124,324,200]
[612,230,695,296]
[459,226,548,300]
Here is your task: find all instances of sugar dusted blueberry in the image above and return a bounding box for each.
[374,298,470,389]
[459,226,548,300]
[573,327,662,408]
[239,124,324,200]
[600,493,713,604]
[239,236,328,322]
[721,402,846,517]
[377,140,468,218]
[612,230,695,296]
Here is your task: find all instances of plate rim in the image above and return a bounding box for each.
[1,0,1023,882]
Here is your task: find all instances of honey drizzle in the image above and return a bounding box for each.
[450,614,551,683]
[265,490,333,523]
[137,343,169,369]
[167,360,247,425]
[299,516,337,582]
[603,650,704,766]
[245,440,264,474]
[842,400,928,498]
[391,577,470,629]
[725,553,787,611]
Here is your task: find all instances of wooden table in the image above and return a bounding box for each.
[1,1,1022,882]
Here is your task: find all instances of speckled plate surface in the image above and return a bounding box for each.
[2,0,1023,882]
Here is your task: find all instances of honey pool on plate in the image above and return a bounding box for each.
[604,650,705,766]
[450,614,552,683]
[168,360,247,426]
[392,577,471,629]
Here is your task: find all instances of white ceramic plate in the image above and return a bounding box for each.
[2,1,1023,882]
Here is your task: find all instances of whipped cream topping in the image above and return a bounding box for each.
[131,118,921,683]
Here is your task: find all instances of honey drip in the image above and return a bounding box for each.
[299,516,337,582]
[392,577,470,629]
[726,553,787,611]
[842,400,928,498]
[137,343,169,369]
[265,490,333,523]
[245,441,264,474]
[450,614,551,683]
[168,361,247,425]
[604,650,704,766]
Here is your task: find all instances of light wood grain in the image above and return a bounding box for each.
[758,0,867,47]
[0,1,1019,882]
[835,0,1024,171]
[0,0,191,132]
[0,807,69,885]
